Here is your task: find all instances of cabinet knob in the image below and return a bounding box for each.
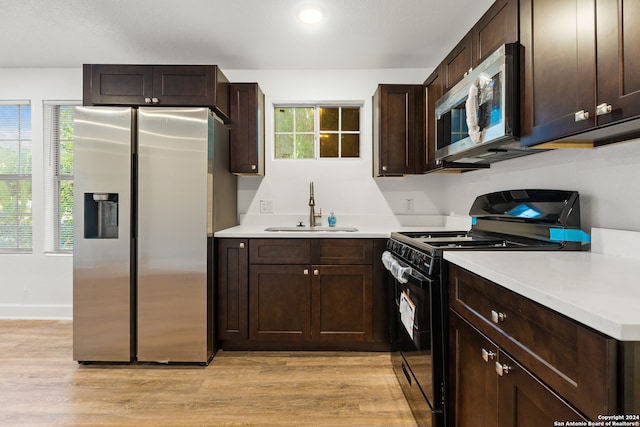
[239,242,245,249]
[144,97,152,104]
[596,103,613,116]
[490,310,506,324]
[303,269,309,275]
[495,362,511,376]
[151,98,159,104]
[481,348,496,362]
[574,110,590,122]
[313,269,319,276]
[251,164,256,170]
[382,166,387,171]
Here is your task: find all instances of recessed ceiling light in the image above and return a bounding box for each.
[299,8,323,24]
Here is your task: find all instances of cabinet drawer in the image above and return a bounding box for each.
[448,264,617,420]
[249,239,311,264]
[313,239,373,265]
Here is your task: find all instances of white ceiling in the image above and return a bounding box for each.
[1,0,494,70]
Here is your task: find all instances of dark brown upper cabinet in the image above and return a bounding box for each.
[373,84,426,176]
[595,0,640,126]
[83,64,230,121]
[229,83,265,176]
[471,0,518,65]
[442,35,473,91]
[520,0,640,147]
[519,0,597,147]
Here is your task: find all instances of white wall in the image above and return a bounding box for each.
[0,68,81,319]
[223,69,444,222]
[437,138,640,232]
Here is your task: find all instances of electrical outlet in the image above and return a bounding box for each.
[404,199,414,213]
[259,200,273,214]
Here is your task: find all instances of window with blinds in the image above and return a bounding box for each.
[44,102,78,253]
[0,102,32,252]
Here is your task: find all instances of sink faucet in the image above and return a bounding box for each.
[309,181,322,227]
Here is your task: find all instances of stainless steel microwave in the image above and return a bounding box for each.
[435,43,525,164]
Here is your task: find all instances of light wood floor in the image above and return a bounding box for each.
[0,320,417,426]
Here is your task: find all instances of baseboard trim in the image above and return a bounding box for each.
[0,304,72,320]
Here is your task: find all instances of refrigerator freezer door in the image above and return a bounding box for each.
[73,106,133,362]
[136,107,210,363]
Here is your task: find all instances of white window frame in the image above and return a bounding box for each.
[273,103,362,160]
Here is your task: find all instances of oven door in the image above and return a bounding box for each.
[385,255,445,427]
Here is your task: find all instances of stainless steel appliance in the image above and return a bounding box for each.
[435,44,536,164]
[73,106,237,364]
[383,189,590,427]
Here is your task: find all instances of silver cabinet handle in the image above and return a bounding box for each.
[596,103,613,116]
[481,348,496,362]
[251,164,256,170]
[303,269,309,275]
[144,97,152,103]
[239,242,245,249]
[574,110,590,121]
[151,97,159,104]
[313,269,319,276]
[382,166,387,171]
[490,310,506,324]
[495,361,511,376]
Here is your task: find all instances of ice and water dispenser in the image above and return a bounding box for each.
[84,193,119,239]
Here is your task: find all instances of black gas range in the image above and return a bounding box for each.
[384,189,590,427]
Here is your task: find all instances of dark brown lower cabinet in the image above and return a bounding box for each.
[449,312,588,427]
[249,265,312,341]
[312,265,373,342]
[217,238,386,350]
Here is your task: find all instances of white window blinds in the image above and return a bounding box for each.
[0,101,32,252]
[44,101,79,253]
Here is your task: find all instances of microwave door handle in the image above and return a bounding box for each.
[466,80,482,143]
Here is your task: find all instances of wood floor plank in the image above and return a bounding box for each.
[0,320,416,426]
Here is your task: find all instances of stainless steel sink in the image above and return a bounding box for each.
[264,226,358,232]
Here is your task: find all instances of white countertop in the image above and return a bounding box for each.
[444,228,640,341]
[214,214,472,238]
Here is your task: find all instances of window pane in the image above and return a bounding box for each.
[0,141,19,174]
[19,106,32,140]
[341,134,360,157]
[295,108,314,132]
[275,108,293,132]
[320,107,339,131]
[275,134,294,158]
[59,180,74,250]
[320,133,339,157]
[0,105,20,139]
[296,134,314,158]
[0,179,32,250]
[342,108,359,131]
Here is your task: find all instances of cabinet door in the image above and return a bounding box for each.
[472,0,518,65]
[151,65,228,115]
[596,0,640,125]
[230,83,265,175]
[497,352,588,426]
[217,239,249,341]
[520,0,596,146]
[443,35,472,90]
[424,66,442,166]
[449,311,498,427]
[249,265,311,341]
[373,84,425,175]
[83,64,153,106]
[313,239,373,265]
[311,265,373,342]
[249,239,311,264]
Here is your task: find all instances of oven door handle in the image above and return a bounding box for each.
[382,251,431,287]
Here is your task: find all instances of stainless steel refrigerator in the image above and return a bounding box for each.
[72,106,237,363]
